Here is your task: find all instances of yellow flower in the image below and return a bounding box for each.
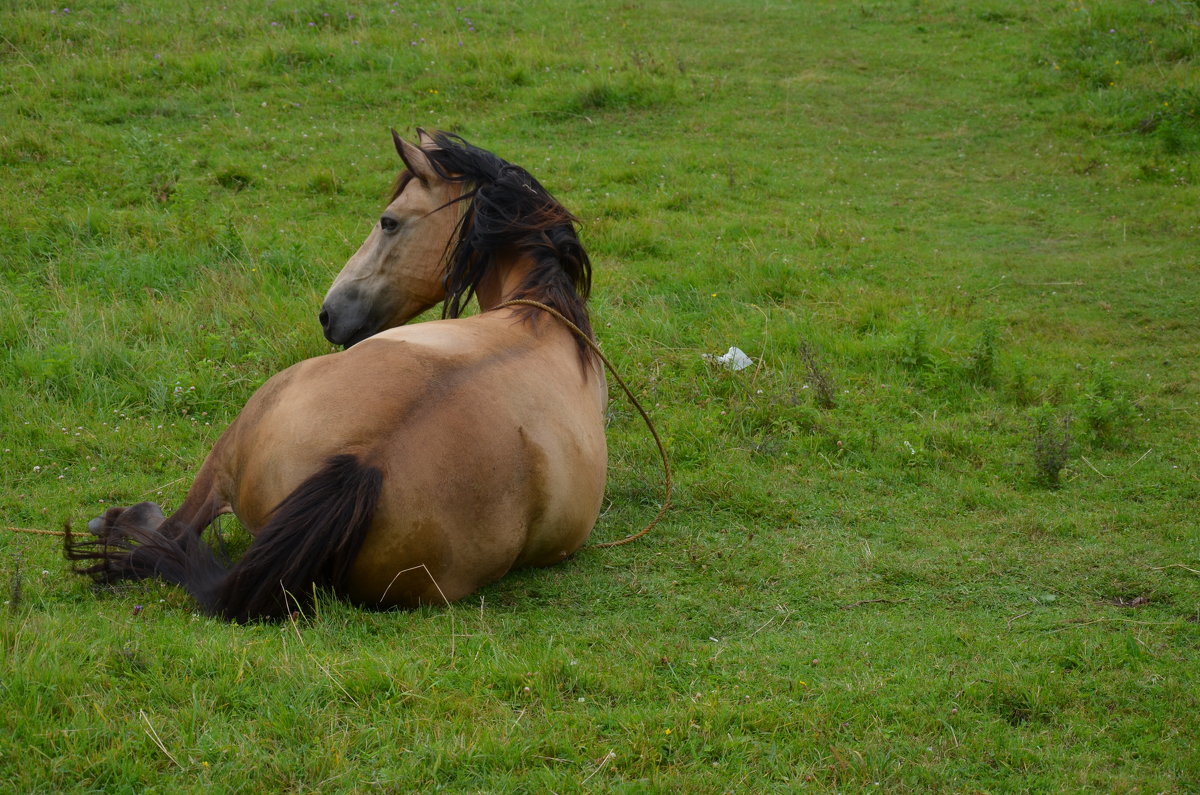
[664,728,672,735]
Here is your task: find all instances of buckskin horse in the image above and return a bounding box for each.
[68,130,608,621]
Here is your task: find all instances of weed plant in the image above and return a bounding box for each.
[2,0,1199,791]
[1029,406,1075,488]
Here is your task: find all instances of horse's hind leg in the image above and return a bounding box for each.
[86,438,234,544]
[70,443,235,583]
[158,460,233,540]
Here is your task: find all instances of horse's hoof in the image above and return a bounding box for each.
[124,502,166,530]
[85,503,165,540]
[86,506,125,538]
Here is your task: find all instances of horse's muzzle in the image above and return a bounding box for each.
[319,298,372,347]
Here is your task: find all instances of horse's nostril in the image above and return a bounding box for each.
[319,309,330,329]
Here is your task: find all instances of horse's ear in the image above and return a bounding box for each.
[392,128,436,183]
[415,127,438,148]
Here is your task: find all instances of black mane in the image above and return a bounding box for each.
[422,131,595,357]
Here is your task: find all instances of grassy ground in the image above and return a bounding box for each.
[2,0,1199,790]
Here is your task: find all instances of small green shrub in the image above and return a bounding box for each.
[1076,363,1136,448]
[1030,405,1074,487]
[899,319,932,372]
[967,321,1000,386]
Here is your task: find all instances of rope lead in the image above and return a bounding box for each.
[497,298,671,548]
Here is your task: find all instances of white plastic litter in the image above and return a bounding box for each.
[703,346,753,371]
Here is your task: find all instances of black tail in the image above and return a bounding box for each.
[66,455,383,622]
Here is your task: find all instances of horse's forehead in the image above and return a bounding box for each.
[388,177,456,215]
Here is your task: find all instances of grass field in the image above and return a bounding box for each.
[3,0,1199,790]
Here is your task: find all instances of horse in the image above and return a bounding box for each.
[67,129,608,622]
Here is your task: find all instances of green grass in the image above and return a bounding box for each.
[3,0,1199,790]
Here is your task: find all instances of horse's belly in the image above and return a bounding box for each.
[513,431,607,569]
[342,422,606,607]
[343,498,526,609]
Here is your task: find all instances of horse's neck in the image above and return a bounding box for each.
[475,253,535,312]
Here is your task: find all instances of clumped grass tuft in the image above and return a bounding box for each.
[569,76,675,114]
[215,167,254,191]
[305,171,342,196]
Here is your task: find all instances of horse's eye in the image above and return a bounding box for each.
[380,216,399,233]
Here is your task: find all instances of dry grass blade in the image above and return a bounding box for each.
[581,751,615,785]
[139,710,181,769]
[1147,563,1200,576]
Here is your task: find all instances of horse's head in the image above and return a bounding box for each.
[320,130,461,347]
